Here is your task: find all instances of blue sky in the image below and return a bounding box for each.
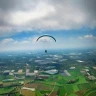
[0,28,96,51]
[0,0,96,51]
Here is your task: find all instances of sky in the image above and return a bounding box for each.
[0,0,96,51]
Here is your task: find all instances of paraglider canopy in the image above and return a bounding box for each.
[36,35,56,53]
[36,35,56,42]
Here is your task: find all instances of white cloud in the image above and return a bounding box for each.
[78,37,83,40]
[78,34,96,40]
[29,37,38,43]
[1,38,14,44]
[0,36,57,51]
[84,34,94,39]
[0,37,37,46]
[13,41,19,44]
[0,0,96,36]
[20,40,30,44]
[0,34,96,52]
[10,2,55,25]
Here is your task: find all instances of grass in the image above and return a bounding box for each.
[59,86,67,96]
[88,91,96,96]
[68,93,78,96]
[57,78,67,84]
[0,70,95,96]
[41,90,50,94]
[65,85,74,94]
[72,84,79,92]
[89,82,96,88]
[36,73,89,95]
[78,83,90,90]
[83,88,96,96]
[69,69,82,76]
[76,76,87,84]
[0,87,14,94]
[36,90,43,96]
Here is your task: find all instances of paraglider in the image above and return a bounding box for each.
[36,35,56,53]
[45,50,47,53]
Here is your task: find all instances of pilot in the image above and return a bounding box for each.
[45,50,47,53]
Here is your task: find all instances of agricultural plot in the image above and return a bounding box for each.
[68,69,82,76]
[0,87,14,95]
[21,89,35,96]
[68,93,78,96]
[35,69,96,96]
[78,83,91,90]
[0,75,14,82]
[36,91,43,96]
[72,84,79,92]
[75,76,87,84]
[0,67,95,96]
[89,82,96,88]
[65,85,74,94]
[58,86,67,96]
[83,88,96,96]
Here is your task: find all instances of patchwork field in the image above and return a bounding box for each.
[0,68,96,96]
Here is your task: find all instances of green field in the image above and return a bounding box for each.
[0,87,14,95]
[36,91,43,96]
[83,88,96,96]
[35,69,96,96]
[0,68,96,96]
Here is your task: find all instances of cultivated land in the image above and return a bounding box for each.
[0,49,96,96]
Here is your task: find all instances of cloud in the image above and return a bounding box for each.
[10,2,55,25]
[78,34,96,40]
[13,41,19,44]
[0,37,37,46]
[0,37,33,51]
[1,38,14,44]
[77,34,96,48]
[0,36,57,51]
[20,40,30,44]
[0,0,96,36]
[0,34,96,51]
[84,34,94,39]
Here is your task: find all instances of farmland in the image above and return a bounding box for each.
[0,49,96,96]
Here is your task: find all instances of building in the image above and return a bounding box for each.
[26,73,35,76]
[38,75,50,80]
[15,76,25,80]
[26,69,30,73]
[69,67,75,69]
[18,69,23,73]
[87,75,96,81]
[45,69,58,75]
[64,70,71,76]
[3,70,10,75]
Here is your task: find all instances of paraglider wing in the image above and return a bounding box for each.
[36,35,56,42]
[36,35,56,53]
